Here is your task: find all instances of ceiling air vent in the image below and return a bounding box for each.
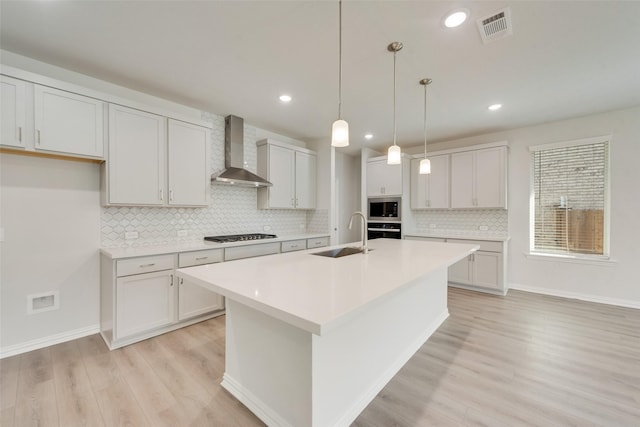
[477,7,512,44]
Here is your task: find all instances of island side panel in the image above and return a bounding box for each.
[311,267,449,427]
[222,300,313,427]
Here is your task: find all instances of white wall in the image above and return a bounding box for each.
[335,152,361,244]
[0,154,101,352]
[423,106,640,307]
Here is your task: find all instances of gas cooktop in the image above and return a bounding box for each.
[204,233,277,243]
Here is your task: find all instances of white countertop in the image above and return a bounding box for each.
[100,233,329,259]
[404,232,510,242]
[176,239,478,336]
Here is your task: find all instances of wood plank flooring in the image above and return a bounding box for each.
[2,288,639,426]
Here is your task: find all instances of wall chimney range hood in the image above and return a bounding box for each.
[211,115,272,188]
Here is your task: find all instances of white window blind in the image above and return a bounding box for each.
[531,138,609,256]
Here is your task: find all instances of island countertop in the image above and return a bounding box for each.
[176,238,477,335]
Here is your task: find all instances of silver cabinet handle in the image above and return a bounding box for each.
[36,130,41,145]
[195,256,208,261]
[139,263,156,268]
[159,189,164,201]
[169,189,174,201]
[170,274,174,286]
[18,127,22,142]
[180,277,184,285]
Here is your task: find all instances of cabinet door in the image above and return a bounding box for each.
[448,256,472,285]
[0,75,27,148]
[367,160,387,196]
[295,151,316,209]
[108,104,166,205]
[475,147,506,208]
[178,277,223,321]
[411,155,449,209]
[427,155,450,208]
[34,85,104,157]
[115,270,175,340]
[450,151,475,208]
[168,119,209,206]
[384,161,403,196]
[267,144,295,208]
[473,251,502,289]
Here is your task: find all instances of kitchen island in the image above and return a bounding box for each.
[176,238,477,427]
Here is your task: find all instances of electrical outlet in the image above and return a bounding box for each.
[479,225,489,231]
[27,291,59,314]
[125,231,139,240]
[429,224,437,229]
[177,230,188,237]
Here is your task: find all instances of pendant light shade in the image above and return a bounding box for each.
[419,158,431,174]
[331,0,349,147]
[388,144,402,164]
[419,78,432,174]
[387,42,403,165]
[332,119,349,147]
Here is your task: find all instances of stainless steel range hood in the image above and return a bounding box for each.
[211,115,272,188]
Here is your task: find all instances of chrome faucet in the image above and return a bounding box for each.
[348,211,368,254]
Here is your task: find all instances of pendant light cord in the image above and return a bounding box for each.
[393,49,397,146]
[423,82,427,158]
[338,0,343,119]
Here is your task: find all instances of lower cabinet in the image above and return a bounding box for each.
[404,235,507,294]
[178,249,224,321]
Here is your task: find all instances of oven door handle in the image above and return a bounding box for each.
[367,228,401,232]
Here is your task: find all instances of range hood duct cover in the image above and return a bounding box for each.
[211,115,272,188]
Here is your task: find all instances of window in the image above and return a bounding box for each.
[530,136,609,258]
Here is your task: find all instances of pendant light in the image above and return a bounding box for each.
[387,42,403,165]
[419,78,432,174]
[331,0,349,147]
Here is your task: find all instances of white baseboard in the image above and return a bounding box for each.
[508,283,640,309]
[0,324,99,359]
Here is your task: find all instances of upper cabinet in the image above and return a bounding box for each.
[410,155,449,209]
[256,139,316,210]
[34,85,105,158]
[367,157,403,197]
[1,75,105,159]
[450,146,507,209]
[104,104,210,207]
[1,75,27,148]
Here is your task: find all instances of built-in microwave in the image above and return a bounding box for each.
[368,197,401,221]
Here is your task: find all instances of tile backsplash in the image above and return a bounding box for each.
[412,209,508,238]
[101,112,328,248]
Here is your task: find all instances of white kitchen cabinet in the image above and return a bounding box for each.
[447,238,505,293]
[106,104,166,205]
[167,119,210,206]
[0,75,27,148]
[178,249,224,321]
[116,269,176,340]
[281,239,307,253]
[450,146,506,208]
[367,157,403,197]
[34,85,105,158]
[307,236,330,249]
[104,105,209,207]
[410,155,450,209]
[257,139,317,209]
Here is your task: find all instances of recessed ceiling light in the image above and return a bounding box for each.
[364,133,373,140]
[488,103,502,111]
[444,9,469,28]
[279,94,292,103]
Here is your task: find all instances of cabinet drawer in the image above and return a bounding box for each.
[404,236,446,243]
[117,254,176,277]
[307,237,329,249]
[281,240,306,253]
[446,239,503,253]
[179,249,224,267]
[224,242,281,261]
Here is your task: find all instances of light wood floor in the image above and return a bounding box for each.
[2,288,639,426]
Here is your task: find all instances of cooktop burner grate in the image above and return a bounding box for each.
[204,233,277,243]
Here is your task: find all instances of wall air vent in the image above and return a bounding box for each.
[477,7,512,44]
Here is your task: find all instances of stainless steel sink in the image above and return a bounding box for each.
[311,247,371,258]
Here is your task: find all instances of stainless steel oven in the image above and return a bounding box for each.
[367,222,402,240]
[368,197,401,221]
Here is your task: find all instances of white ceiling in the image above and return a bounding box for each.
[1,1,639,154]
